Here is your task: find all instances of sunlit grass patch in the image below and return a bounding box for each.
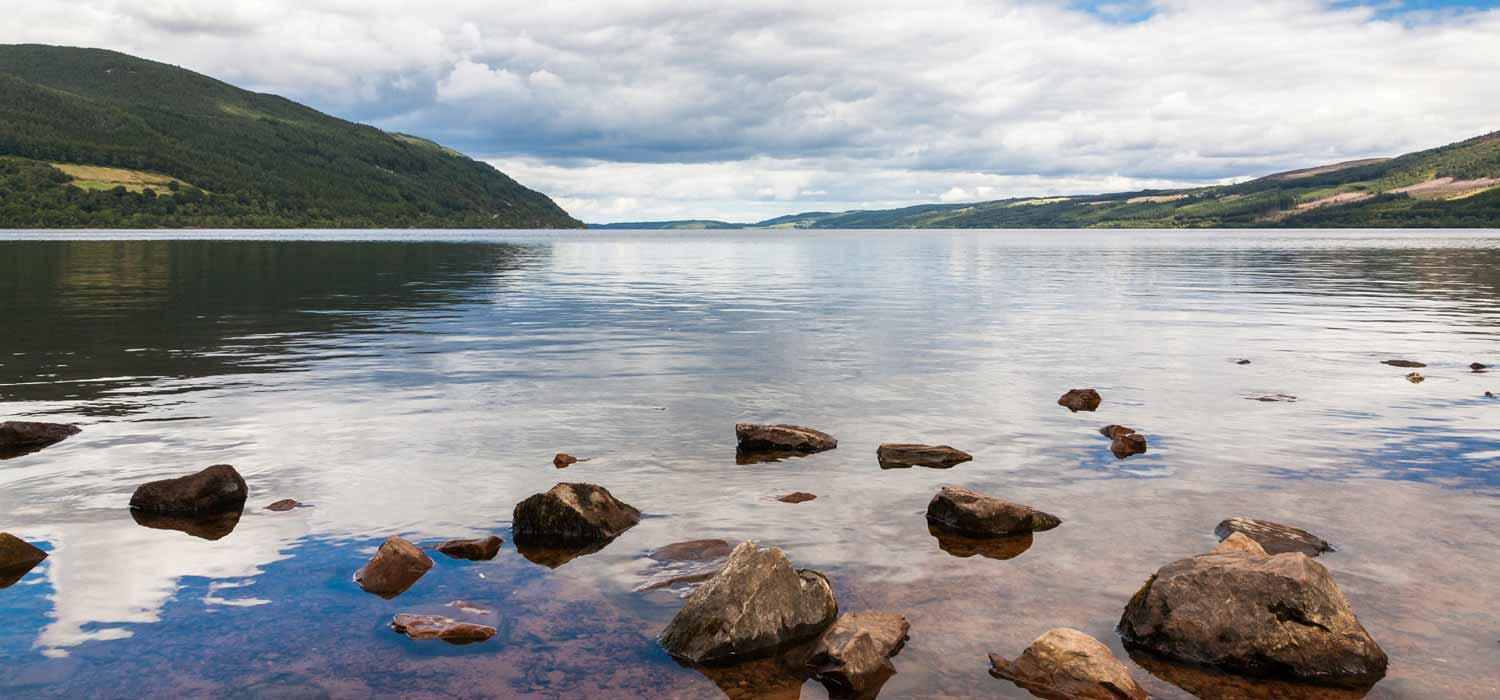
[51,163,196,195]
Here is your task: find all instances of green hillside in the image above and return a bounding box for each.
[592,132,1500,229]
[0,44,581,228]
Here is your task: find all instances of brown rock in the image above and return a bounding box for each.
[129,464,248,514]
[928,525,1034,561]
[736,424,837,453]
[1119,549,1387,686]
[637,540,736,592]
[807,612,910,698]
[1057,388,1102,412]
[926,485,1061,537]
[1405,372,1424,384]
[1212,532,1269,556]
[1381,359,1425,368]
[1471,362,1490,371]
[989,627,1148,700]
[0,533,48,589]
[1487,391,1496,398]
[0,421,81,459]
[1099,425,1135,439]
[390,614,496,644]
[1110,433,1148,459]
[265,499,301,512]
[778,492,817,503]
[355,536,433,599]
[876,443,972,469]
[436,535,503,561]
[1215,517,1335,557]
[659,541,838,663]
[651,539,735,562]
[554,453,579,468]
[513,482,641,543]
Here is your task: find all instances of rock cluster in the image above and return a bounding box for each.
[876,443,972,469]
[1100,425,1147,459]
[926,486,1061,537]
[355,536,433,599]
[807,612,910,698]
[1057,388,1102,412]
[989,627,1148,700]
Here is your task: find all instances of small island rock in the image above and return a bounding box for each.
[808,612,910,698]
[1215,517,1334,557]
[0,421,81,458]
[0,533,49,588]
[390,614,496,644]
[927,485,1061,537]
[736,424,838,453]
[129,464,248,514]
[437,535,503,561]
[1057,389,1102,413]
[554,453,578,468]
[1471,362,1490,371]
[265,499,301,512]
[1381,359,1426,368]
[659,541,838,664]
[876,443,973,469]
[355,536,433,598]
[513,482,641,543]
[778,492,817,504]
[989,627,1148,700]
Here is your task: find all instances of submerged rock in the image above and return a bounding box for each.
[355,536,433,599]
[1405,372,1425,384]
[0,421,81,459]
[735,424,838,454]
[659,541,838,664]
[926,485,1061,537]
[390,614,496,644]
[1247,394,1298,403]
[1057,388,1102,412]
[1471,362,1490,371]
[0,533,48,589]
[131,508,242,540]
[651,539,735,562]
[637,540,737,592]
[928,525,1035,561]
[436,535,503,561]
[553,453,579,468]
[807,612,910,699]
[1215,517,1335,557]
[989,627,1148,700]
[129,464,248,514]
[1380,359,1425,368]
[512,482,641,543]
[1118,547,1386,686]
[876,443,972,469]
[265,499,301,512]
[778,492,817,504]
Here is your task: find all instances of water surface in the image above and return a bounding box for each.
[1,230,1498,699]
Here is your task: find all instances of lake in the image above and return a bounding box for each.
[1,229,1497,700]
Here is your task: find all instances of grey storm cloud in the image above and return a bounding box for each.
[3,0,1499,222]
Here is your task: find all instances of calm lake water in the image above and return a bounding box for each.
[1,229,1498,700]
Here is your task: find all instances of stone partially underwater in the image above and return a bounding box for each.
[1216,517,1335,557]
[735,424,838,455]
[0,533,49,589]
[390,614,496,644]
[512,483,640,567]
[926,485,1062,537]
[989,627,1148,700]
[436,536,503,561]
[1057,389,1102,412]
[875,443,972,469]
[355,536,433,599]
[807,611,910,699]
[0,421,81,459]
[129,464,248,514]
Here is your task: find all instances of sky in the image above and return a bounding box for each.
[2,0,1499,223]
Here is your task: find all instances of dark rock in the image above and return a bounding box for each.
[436,535,503,561]
[807,612,910,699]
[1213,532,1268,556]
[131,508,242,541]
[1405,372,1424,384]
[1232,359,1252,365]
[1099,425,1135,439]
[554,453,578,468]
[129,464,248,514]
[651,539,734,562]
[1380,359,1425,368]
[1118,548,1387,686]
[265,499,301,512]
[1057,389,1102,412]
[735,424,837,454]
[390,614,496,644]
[354,536,433,599]
[1471,362,1490,371]
[928,525,1034,561]
[660,541,838,664]
[926,485,1061,537]
[1111,433,1148,459]
[1215,517,1335,557]
[0,421,81,459]
[1248,394,1298,403]
[512,482,641,544]
[1487,391,1496,398]
[1127,645,1380,700]
[876,443,972,469]
[0,533,48,589]
[778,492,817,503]
[989,627,1148,700]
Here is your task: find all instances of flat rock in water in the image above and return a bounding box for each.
[0,421,81,459]
[638,540,736,592]
[926,485,1061,537]
[1471,362,1490,371]
[0,533,48,588]
[1231,358,1252,365]
[1247,394,1298,403]
[876,443,972,469]
[390,614,496,644]
[1381,359,1426,368]
[355,536,433,599]
[778,492,817,503]
[1057,388,1102,412]
[807,612,910,699]
[735,424,838,454]
[265,499,301,512]
[659,541,838,664]
[553,453,578,468]
[1099,425,1135,439]
[1110,433,1148,459]
[1215,517,1334,557]
[512,482,641,543]
[129,464,248,514]
[1405,372,1425,383]
[989,627,1148,700]
[436,535,503,561]
[651,539,735,562]
[1118,548,1386,686]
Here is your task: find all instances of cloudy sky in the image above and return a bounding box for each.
[3,1,1499,222]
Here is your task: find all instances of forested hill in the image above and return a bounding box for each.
[593,131,1500,229]
[0,44,581,229]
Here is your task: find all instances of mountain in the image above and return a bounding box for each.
[0,44,581,229]
[591,132,1500,229]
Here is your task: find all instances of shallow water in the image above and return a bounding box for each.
[1,229,1498,700]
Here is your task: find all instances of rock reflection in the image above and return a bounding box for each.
[736,448,822,465]
[0,560,46,589]
[682,643,814,700]
[513,535,614,569]
[1127,647,1378,700]
[927,525,1034,561]
[131,507,243,541]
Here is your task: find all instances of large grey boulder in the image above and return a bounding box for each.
[876,443,972,469]
[989,627,1148,700]
[1119,547,1386,686]
[512,483,640,543]
[0,421,81,458]
[129,464,248,514]
[736,424,837,453]
[807,611,910,698]
[355,536,433,599]
[1215,517,1334,557]
[659,541,838,664]
[926,485,1061,537]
